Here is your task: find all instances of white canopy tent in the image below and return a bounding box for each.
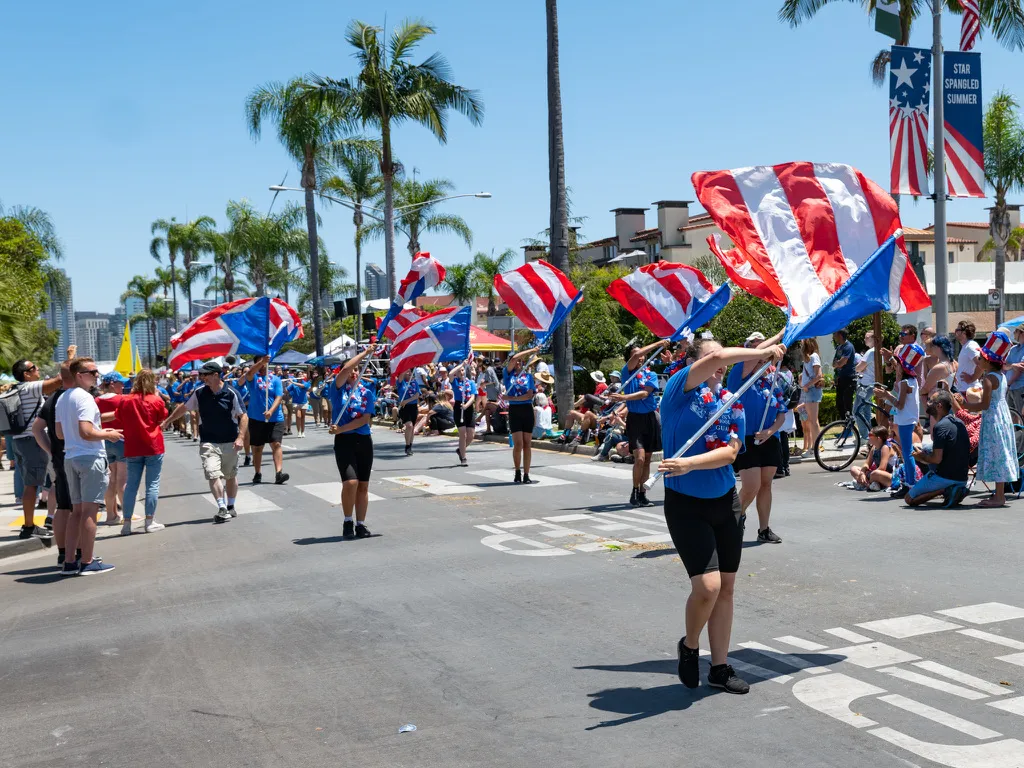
[315,334,358,359]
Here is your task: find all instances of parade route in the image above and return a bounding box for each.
[2,426,1022,768]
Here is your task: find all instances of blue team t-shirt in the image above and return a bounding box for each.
[661,364,745,499]
[396,379,420,403]
[169,381,182,403]
[246,374,284,422]
[503,368,535,400]
[725,363,788,437]
[287,380,309,405]
[460,378,478,402]
[620,364,659,414]
[451,376,465,403]
[328,379,376,436]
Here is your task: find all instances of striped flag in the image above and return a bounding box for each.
[691,161,931,321]
[888,46,932,197]
[378,306,428,341]
[493,260,582,345]
[606,262,730,340]
[390,307,472,382]
[707,234,787,307]
[377,252,447,342]
[961,0,980,51]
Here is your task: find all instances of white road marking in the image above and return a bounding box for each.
[989,697,1024,717]
[878,694,1002,739]
[544,514,592,522]
[737,641,830,674]
[912,660,1013,696]
[878,667,987,700]
[856,614,962,639]
[791,673,885,728]
[996,652,1024,669]
[593,512,664,533]
[385,475,478,495]
[467,469,576,487]
[824,627,873,644]
[775,636,829,652]
[725,656,793,685]
[937,603,1024,625]
[494,519,547,529]
[592,522,637,532]
[475,530,572,557]
[958,629,1024,651]
[573,541,627,552]
[626,533,674,544]
[202,490,280,514]
[548,463,633,478]
[829,643,921,669]
[868,728,1024,768]
[295,482,384,504]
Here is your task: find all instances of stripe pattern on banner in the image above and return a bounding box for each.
[493,260,582,343]
[606,263,714,339]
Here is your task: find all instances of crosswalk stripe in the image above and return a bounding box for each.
[996,652,1024,669]
[737,642,830,674]
[989,697,1024,717]
[912,660,1013,696]
[958,628,1024,651]
[466,469,576,487]
[295,482,384,504]
[547,463,633,478]
[856,614,962,639]
[774,636,829,652]
[202,489,280,514]
[878,666,987,700]
[878,694,1001,739]
[824,627,873,643]
[383,475,477,495]
[727,656,793,685]
[936,602,1024,624]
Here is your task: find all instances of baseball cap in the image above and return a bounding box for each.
[102,372,129,385]
[745,332,766,345]
[199,361,223,375]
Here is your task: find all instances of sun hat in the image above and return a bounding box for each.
[590,370,606,384]
[535,371,555,386]
[980,330,1013,365]
[745,332,766,346]
[609,370,621,380]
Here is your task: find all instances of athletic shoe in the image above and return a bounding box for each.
[783,467,791,477]
[60,562,80,577]
[193,436,198,442]
[637,491,655,508]
[252,472,262,485]
[868,481,882,492]
[120,523,132,536]
[677,639,700,688]
[757,527,782,543]
[890,486,909,499]
[354,523,372,539]
[227,505,237,518]
[707,664,749,694]
[36,497,47,509]
[57,550,65,566]
[522,474,535,485]
[275,471,289,485]
[144,521,165,533]
[342,520,355,540]
[243,455,252,468]
[78,560,115,576]
[852,483,867,491]
[22,525,53,540]
[514,470,522,484]
[405,445,412,456]
[214,508,231,524]
[774,468,785,479]
[629,488,639,507]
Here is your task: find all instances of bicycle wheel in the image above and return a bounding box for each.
[814,419,861,471]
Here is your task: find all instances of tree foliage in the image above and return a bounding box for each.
[707,290,787,349]
[846,311,902,353]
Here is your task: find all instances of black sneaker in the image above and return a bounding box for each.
[774,468,785,479]
[252,472,262,485]
[36,498,47,510]
[18,525,34,540]
[707,664,750,694]
[677,639,700,689]
[243,455,252,468]
[343,520,355,540]
[214,508,231,524]
[637,491,655,508]
[57,550,65,566]
[757,527,782,543]
[514,469,522,484]
[522,474,534,485]
[890,485,909,499]
[405,445,412,456]
[33,525,53,540]
[60,562,80,577]
[354,523,372,539]
[227,505,237,518]
[783,467,791,477]
[275,471,289,485]
[629,488,639,507]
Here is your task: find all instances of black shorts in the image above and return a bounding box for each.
[334,433,373,482]
[508,403,534,434]
[665,487,745,578]
[733,434,782,471]
[626,411,662,453]
[52,458,72,511]
[249,420,285,447]
[456,405,476,428]
[399,403,419,424]
[453,401,465,426]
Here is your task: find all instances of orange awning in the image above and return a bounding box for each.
[470,325,513,352]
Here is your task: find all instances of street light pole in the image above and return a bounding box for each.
[932,0,949,336]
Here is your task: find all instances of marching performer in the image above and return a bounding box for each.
[328,344,378,539]
[658,338,785,694]
[395,369,421,456]
[449,360,479,466]
[504,346,542,484]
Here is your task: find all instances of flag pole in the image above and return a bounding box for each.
[753,369,780,445]
[644,359,774,491]
[932,0,949,335]
[331,345,381,427]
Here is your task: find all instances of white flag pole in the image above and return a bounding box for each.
[332,346,382,427]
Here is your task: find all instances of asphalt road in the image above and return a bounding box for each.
[2,424,1023,768]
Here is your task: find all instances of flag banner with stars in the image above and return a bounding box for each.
[889,45,932,197]
[943,51,985,198]
[961,0,981,51]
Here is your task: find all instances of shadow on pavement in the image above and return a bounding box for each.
[13,573,64,585]
[576,659,715,728]
[292,535,383,545]
[3,564,59,576]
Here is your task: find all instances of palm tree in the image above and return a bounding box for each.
[778,1,1024,85]
[547,0,574,426]
[442,263,480,307]
[121,275,162,367]
[150,218,182,327]
[204,274,252,301]
[362,176,473,257]
[983,90,1024,326]
[472,248,517,316]
[321,150,383,343]
[306,19,484,301]
[151,216,217,322]
[981,226,1024,262]
[246,78,372,357]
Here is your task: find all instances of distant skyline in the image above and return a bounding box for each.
[4,1,1023,312]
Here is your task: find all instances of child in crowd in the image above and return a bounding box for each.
[874,343,922,498]
[849,426,896,491]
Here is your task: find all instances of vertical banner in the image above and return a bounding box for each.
[889,45,932,197]
[875,0,901,40]
[943,51,985,198]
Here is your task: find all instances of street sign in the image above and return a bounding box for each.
[988,288,1002,308]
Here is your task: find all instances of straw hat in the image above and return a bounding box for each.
[590,370,606,384]
[526,355,542,370]
[535,371,555,386]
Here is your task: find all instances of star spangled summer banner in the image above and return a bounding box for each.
[943,51,985,198]
[889,45,932,197]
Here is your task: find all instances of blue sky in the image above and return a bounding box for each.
[4,0,1023,313]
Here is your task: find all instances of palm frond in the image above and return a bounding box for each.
[870,48,891,87]
[983,0,1024,51]
[422,213,473,248]
[389,19,436,63]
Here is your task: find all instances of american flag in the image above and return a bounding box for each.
[961,0,980,51]
[888,46,932,197]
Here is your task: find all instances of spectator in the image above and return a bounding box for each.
[799,338,823,457]
[951,392,982,453]
[606,370,622,395]
[920,334,956,409]
[591,403,627,461]
[954,321,982,392]
[874,344,923,498]
[776,360,797,478]
[428,392,456,434]
[907,390,971,506]
[532,393,555,439]
[96,372,129,525]
[32,363,75,566]
[832,329,856,420]
[849,426,896,491]
[853,331,877,448]
[55,357,120,575]
[117,369,168,534]
[1004,325,1024,414]
[920,326,937,379]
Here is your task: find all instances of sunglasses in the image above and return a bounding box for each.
[80,369,99,376]
[24,364,38,373]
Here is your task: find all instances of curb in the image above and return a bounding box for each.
[0,536,45,561]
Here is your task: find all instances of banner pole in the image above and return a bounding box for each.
[332,347,381,427]
[644,359,773,491]
[932,0,949,335]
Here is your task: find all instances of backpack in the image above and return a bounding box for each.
[0,384,41,436]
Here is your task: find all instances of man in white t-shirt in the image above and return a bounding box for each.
[954,321,981,392]
[55,357,121,576]
[853,331,877,447]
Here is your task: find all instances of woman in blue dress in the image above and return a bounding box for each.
[658,338,785,695]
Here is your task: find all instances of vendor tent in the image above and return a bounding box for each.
[314,334,357,358]
[469,325,512,352]
[271,350,309,365]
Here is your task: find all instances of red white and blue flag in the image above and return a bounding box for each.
[493,260,582,345]
[606,262,730,341]
[888,46,932,197]
[389,306,472,382]
[378,306,428,341]
[707,234,787,307]
[961,0,980,51]
[692,161,931,321]
[381,306,460,343]
[168,297,303,371]
[943,51,985,198]
[378,252,447,342]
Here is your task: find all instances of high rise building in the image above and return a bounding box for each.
[74,312,114,360]
[364,263,388,301]
[42,268,75,359]
[122,296,152,361]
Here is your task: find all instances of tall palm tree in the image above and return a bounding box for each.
[246,78,372,356]
[983,90,1024,326]
[150,218,182,328]
[442,263,480,307]
[547,0,574,426]
[321,150,383,343]
[0,201,70,305]
[981,226,1024,262]
[151,216,217,322]
[362,176,473,257]
[204,274,252,301]
[121,275,162,367]
[779,1,1024,84]
[307,19,484,301]
[472,248,517,316]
